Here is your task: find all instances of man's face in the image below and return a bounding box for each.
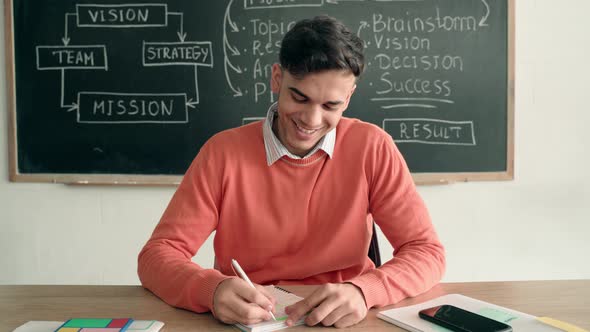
[270,64,357,157]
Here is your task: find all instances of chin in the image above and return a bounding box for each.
[288,142,314,157]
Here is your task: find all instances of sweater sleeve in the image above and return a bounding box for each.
[349,134,446,309]
[137,139,231,313]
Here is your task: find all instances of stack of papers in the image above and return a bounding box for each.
[13,320,164,332]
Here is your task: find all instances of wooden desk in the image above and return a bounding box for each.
[1,280,588,331]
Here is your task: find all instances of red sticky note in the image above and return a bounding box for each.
[107,318,132,328]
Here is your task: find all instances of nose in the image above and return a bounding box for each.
[300,105,323,129]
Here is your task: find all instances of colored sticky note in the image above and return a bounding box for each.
[108,319,131,328]
[478,307,519,323]
[63,319,112,328]
[55,328,80,332]
[55,318,133,332]
[538,317,588,332]
[432,325,454,332]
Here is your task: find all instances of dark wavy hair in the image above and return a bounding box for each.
[279,15,365,79]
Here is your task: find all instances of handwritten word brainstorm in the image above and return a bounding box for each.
[35,3,213,124]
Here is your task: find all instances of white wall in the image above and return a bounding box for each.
[1,1,589,285]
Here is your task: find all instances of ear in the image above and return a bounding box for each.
[270,63,283,94]
[342,84,357,110]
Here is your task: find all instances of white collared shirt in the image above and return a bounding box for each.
[262,102,336,166]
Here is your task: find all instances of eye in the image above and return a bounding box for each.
[323,103,339,111]
[291,93,307,103]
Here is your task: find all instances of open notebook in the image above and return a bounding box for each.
[234,286,306,332]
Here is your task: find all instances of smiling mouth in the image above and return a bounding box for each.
[294,121,321,135]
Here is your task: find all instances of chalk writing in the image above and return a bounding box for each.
[35,3,212,121]
[37,45,107,70]
[143,42,213,66]
[244,0,323,10]
[78,92,188,123]
[77,4,168,27]
[383,118,476,145]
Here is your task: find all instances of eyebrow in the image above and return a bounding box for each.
[288,87,344,106]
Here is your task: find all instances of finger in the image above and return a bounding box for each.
[285,288,327,326]
[215,293,257,325]
[214,292,259,325]
[304,293,346,326]
[317,305,349,327]
[334,313,362,328]
[232,301,274,325]
[235,282,274,312]
[254,284,277,306]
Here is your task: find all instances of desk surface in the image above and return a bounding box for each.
[1,280,589,331]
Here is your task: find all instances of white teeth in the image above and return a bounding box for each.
[296,123,317,135]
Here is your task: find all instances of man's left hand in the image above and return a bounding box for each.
[284,283,368,328]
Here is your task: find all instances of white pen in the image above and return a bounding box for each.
[231,259,277,321]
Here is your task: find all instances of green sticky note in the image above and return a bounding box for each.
[62,318,111,328]
[432,325,455,332]
[477,308,519,323]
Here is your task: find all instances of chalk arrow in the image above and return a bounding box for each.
[223,0,244,98]
[186,99,198,109]
[177,13,186,42]
[169,13,188,42]
[479,0,490,27]
[66,103,78,112]
[224,61,244,97]
[226,0,239,32]
[224,35,240,56]
[223,0,240,57]
[60,69,77,109]
[357,21,369,36]
[226,58,242,74]
[223,0,240,56]
[223,5,241,56]
[224,58,244,97]
[63,13,75,46]
[232,87,243,97]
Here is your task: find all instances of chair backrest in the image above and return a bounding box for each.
[368,223,382,267]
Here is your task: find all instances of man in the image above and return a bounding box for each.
[138,15,445,328]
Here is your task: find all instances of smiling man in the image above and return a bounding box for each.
[138,15,445,329]
[270,68,355,158]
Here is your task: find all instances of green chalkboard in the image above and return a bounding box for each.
[6,0,514,185]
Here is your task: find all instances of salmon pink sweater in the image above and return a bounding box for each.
[138,117,445,314]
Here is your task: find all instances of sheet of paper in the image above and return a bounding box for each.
[13,320,164,332]
[377,294,564,332]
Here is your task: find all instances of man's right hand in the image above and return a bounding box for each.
[213,277,277,325]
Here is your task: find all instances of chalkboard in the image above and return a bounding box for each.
[5,0,514,185]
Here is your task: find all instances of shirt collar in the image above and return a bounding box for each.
[263,102,336,166]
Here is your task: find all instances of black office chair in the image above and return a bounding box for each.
[368,223,382,267]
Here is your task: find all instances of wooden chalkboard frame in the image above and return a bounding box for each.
[5,0,514,186]
[414,0,515,185]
